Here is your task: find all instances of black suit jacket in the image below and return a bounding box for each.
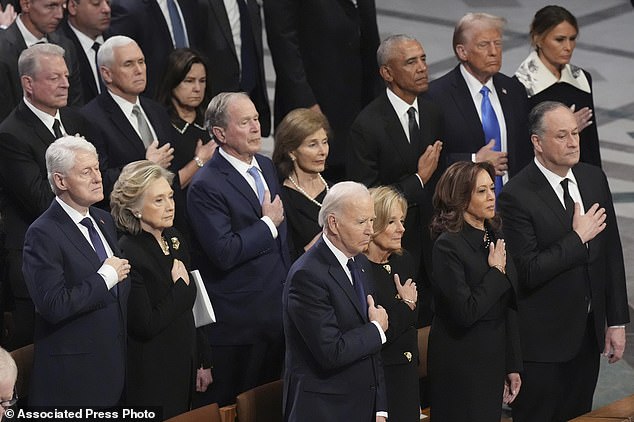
[0,101,97,296]
[0,22,84,122]
[22,201,129,406]
[426,65,532,177]
[198,0,271,136]
[347,92,443,285]
[57,20,105,103]
[264,0,381,169]
[283,238,387,420]
[498,162,629,362]
[80,92,179,198]
[109,0,203,98]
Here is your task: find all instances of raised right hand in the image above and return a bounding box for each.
[367,295,388,332]
[105,257,130,282]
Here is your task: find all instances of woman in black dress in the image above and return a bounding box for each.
[272,108,330,260]
[515,5,601,166]
[428,162,521,421]
[365,186,420,421]
[110,161,212,420]
[157,49,217,245]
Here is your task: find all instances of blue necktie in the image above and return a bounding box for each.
[247,166,265,204]
[167,0,188,48]
[80,217,108,263]
[347,258,367,312]
[480,86,503,195]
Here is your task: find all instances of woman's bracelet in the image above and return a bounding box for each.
[492,264,506,275]
[402,298,416,306]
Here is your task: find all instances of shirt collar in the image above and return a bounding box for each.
[386,87,418,118]
[108,91,140,117]
[322,233,354,267]
[460,63,496,100]
[534,156,577,192]
[68,20,105,48]
[515,50,591,97]
[218,146,261,174]
[55,196,92,223]
[16,14,47,46]
[23,98,62,132]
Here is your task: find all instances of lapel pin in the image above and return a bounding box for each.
[502,88,507,95]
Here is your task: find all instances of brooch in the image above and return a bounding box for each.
[170,237,180,251]
[403,351,412,362]
[382,264,391,274]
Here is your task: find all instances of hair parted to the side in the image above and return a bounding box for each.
[46,136,98,195]
[97,35,137,69]
[204,92,250,140]
[452,12,506,60]
[369,185,408,255]
[110,160,174,234]
[530,5,578,51]
[18,43,65,77]
[318,181,369,228]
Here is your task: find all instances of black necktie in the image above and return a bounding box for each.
[347,258,367,311]
[407,107,421,150]
[91,41,106,93]
[80,217,108,262]
[237,0,257,93]
[561,178,575,226]
[52,119,63,138]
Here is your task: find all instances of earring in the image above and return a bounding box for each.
[135,212,142,219]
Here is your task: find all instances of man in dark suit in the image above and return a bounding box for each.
[347,34,443,326]
[58,0,111,103]
[22,135,130,406]
[498,101,629,421]
[426,12,532,185]
[0,44,97,350]
[0,0,83,122]
[283,181,388,421]
[81,35,175,198]
[187,92,290,406]
[198,0,271,136]
[109,0,201,98]
[264,0,382,182]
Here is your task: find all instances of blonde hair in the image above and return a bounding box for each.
[110,161,174,234]
[369,186,408,254]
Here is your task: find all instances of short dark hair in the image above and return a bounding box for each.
[156,48,211,122]
[528,100,569,139]
[530,5,578,51]
[430,161,500,238]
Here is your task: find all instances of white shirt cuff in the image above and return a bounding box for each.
[98,263,119,290]
[261,216,278,239]
[371,320,387,344]
[415,173,424,189]
[376,411,388,419]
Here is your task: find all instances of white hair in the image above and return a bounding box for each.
[97,35,138,68]
[46,136,98,195]
[318,181,370,228]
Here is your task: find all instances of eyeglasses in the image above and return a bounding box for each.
[0,388,18,409]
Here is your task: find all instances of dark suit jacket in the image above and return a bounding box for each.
[264,0,381,169]
[498,162,629,362]
[283,238,387,421]
[22,201,129,406]
[426,65,532,177]
[347,92,443,285]
[187,152,290,345]
[0,101,97,297]
[0,22,84,122]
[58,20,105,103]
[109,0,203,98]
[198,0,271,136]
[80,92,179,198]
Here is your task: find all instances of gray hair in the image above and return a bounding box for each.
[110,160,174,234]
[529,100,570,139]
[97,35,138,68]
[0,346,17,384]
[452,12,506,59]
[318,181,370,228]
[204,92,250,135]
[376,34,418,67]
[18,43,66,77]
[46,136,98,195]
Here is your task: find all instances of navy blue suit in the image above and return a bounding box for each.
[283,238,387,421]
[81,92,179,198]
[22,201,129,406]
[187,151,290,404]
[426,65,533,177]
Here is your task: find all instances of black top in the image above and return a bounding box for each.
[280,185,326,261]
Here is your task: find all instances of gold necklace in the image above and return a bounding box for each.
[288,173,329,207]
[159,236,170,255]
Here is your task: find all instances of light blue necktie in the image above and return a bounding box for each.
[247,166,265,204]
[167,0,188,48]
[480,86,503,195]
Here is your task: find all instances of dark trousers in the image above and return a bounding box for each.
[192,339,284,407]
[512,316,600,422]
[4,249,34,350]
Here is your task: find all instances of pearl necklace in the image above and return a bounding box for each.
[288,173,329,207]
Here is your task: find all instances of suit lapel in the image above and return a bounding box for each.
[210,0,238,60]
[17,101,55,148]
[50,201,103,265]
[450,66,485,146]
[527,163,570,227]
[379,94,418,168]
[91,208,121,299]
[214,152,262,214]
[100,94,147,156]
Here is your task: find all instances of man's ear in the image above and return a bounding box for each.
[53,172,66,192]
[379,65,392,83]
[212,126,225,144]
[21,75,34,98]
[455,44,468,61]
[531,134,542,153]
